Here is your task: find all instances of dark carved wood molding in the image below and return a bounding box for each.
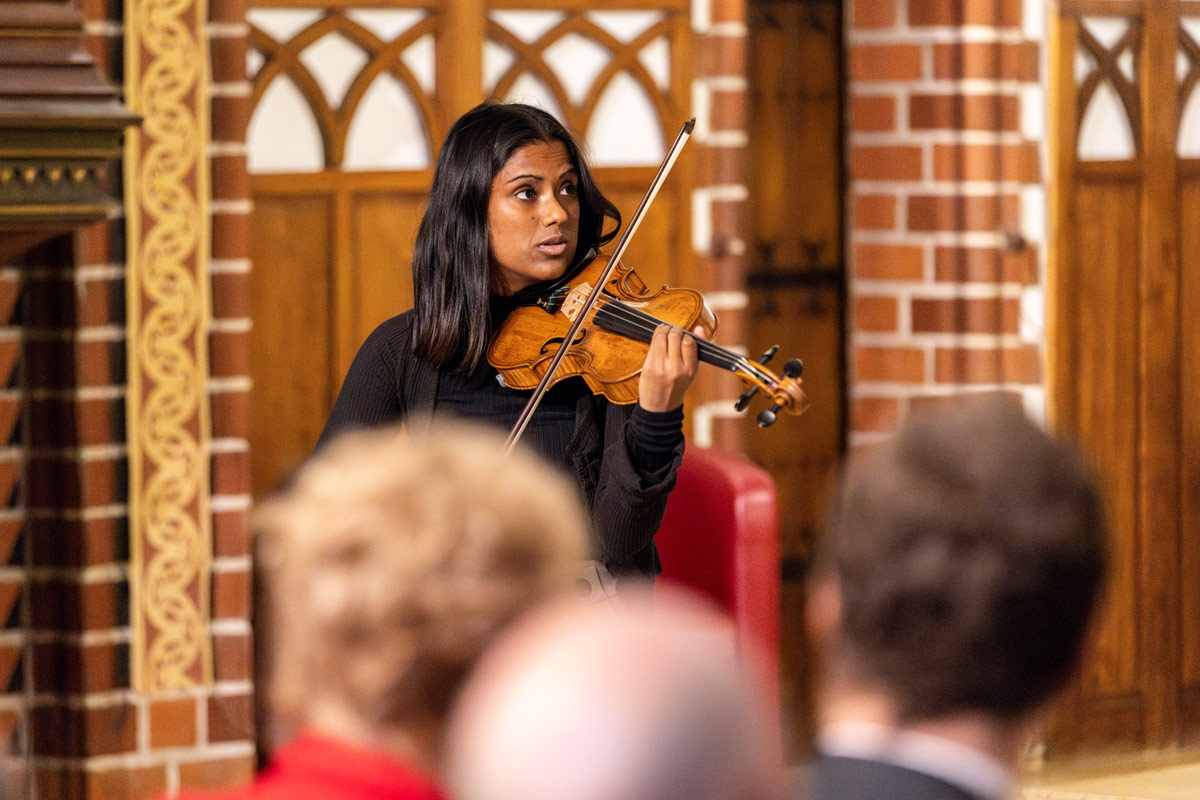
[0,0,138,263]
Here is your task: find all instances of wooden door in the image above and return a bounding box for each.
[1047,0,1200,755]
[246,1,694,498]
[745,0,845,758]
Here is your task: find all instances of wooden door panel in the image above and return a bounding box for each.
[747,0,841,268]
[744,286,841,559]
[249,194,333,497]
[1050,1,1200,753]
[747,284,842,758]
[1067,179,1141,700]
[343,191,423,377]
[1180,170,1200,697]
[745,0,844,760]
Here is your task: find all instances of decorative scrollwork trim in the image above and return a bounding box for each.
[124,0,215,692]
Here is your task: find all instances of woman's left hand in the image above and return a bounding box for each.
[637,324,704,413]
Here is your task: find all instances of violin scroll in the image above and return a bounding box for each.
[730,344,809,425]
[754,358,808,427]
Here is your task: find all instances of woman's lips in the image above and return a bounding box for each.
[537,238,570,256]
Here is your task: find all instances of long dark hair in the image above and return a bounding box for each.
[411,100,621,372]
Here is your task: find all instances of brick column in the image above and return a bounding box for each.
[0,0,257,795]
[18,227,129,797]
[847,0,1047,447]
[205,0,256,780]
[691,0,752,451]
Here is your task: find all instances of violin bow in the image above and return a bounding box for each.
[504,118,696,455]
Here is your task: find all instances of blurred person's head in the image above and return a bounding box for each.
[809,394,1107,729]
[255,422,588,762]
[447,588,781,800]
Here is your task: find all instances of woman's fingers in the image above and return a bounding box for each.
[638,324,703,412]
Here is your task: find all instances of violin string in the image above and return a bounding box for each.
[594,299,748,370]
[591,297,777,386]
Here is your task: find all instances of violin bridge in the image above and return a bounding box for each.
[537,286,571,314]
[560,281,593,323]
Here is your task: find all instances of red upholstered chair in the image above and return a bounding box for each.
[655,445,781,731]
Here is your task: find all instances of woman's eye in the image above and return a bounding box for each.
[560,182,577,197]
[515,187,536,200]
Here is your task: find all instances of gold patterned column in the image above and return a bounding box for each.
[124,0,214,690]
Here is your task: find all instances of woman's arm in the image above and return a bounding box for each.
[587,402,685,576]
[588,324,700,575]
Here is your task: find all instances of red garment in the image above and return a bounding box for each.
[173,732,449,800]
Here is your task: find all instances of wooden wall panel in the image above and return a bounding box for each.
[344,192,423,377]
[249,194,333,496]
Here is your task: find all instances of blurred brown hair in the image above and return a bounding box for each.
[819,395,1107,721]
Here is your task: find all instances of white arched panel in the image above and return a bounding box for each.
[638,37,670,92]
[1117,49,1135,82]
[346,8,424,41]
[1181,87,1200,157]
[588,10,660,43]
[502,74,566,123]
[247,8,321,42]
[484,41,516,90]
[1078,80,1136,160]
[1081,17,1135,80]
[1183,19,1200,157]
[586,72,663,166]
[249,75,324,173]
[301,32,368,107]
[401,34,435,95]
[1075,47,1095,84]
[1184,18,1200,42]
[344,73,430,171]
[247,47,265,79]
[543,32,611,105]
[1081,17,1131,49]
[489,10,565,44]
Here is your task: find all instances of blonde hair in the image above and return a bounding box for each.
[256,422,588,731]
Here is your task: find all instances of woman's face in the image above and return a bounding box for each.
[487,140,580,295]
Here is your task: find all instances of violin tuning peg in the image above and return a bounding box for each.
[757,404,781,428]
[784,359,803,378]
[757,345,780,365]
[734,387,759,412]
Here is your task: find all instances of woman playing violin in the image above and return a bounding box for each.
[317,99,705,585]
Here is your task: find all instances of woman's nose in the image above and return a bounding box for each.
[542,195,567,225]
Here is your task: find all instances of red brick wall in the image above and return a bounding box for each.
[689,0,752,451]
[847,0,1046,446]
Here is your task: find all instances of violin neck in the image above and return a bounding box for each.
[592,299,745,373]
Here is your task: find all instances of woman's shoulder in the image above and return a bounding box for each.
[356,310,416,358]
[368,309,415,339]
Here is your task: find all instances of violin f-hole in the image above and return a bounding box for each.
[539,329,587,356]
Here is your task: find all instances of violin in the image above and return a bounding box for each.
[490,118,809,453]
[487,252,809,420]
